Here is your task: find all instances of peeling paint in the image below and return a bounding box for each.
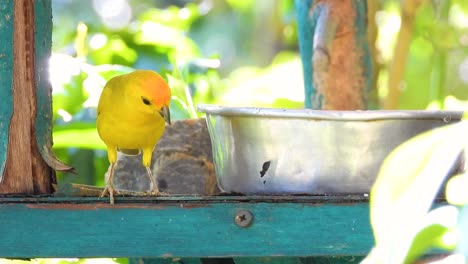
[179,203,212,209]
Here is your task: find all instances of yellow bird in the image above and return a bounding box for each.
[97,70,171,204]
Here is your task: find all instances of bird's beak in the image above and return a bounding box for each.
[159,105,171,125]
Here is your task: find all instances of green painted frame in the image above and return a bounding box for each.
[0,1,14,180]
[0,196,372,258]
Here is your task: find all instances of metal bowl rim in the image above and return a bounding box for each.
[196,104,464,121]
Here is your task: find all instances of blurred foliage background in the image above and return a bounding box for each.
[50,0,468,187]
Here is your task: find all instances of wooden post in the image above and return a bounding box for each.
[0,0,52,193]
[295,0,373,110]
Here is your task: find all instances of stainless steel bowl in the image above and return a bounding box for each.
[197,104,463,194]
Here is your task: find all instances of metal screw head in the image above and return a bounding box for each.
[234,210,253,228]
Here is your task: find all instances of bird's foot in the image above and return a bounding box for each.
[100,185,120,205]
[147,188,168,196]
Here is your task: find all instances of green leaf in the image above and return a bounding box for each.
[226,0,255,12]
[89,37,137,66]
[218,56,304,107]
[369,121,466,263]
[166,67,198,118]
[93,64,134,80]
[113,258,129,264]
[453,0,468,13]
[271,98,303,109]
[137,4,200,31]
[52,70,89,118]
[169,97,193,120]
[53,122,105,150]
[404,206,459,263]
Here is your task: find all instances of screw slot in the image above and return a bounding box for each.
[234,210,253,228]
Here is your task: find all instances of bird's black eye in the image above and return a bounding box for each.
[141,97,151,105]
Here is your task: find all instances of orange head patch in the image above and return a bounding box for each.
[134,70,171,107]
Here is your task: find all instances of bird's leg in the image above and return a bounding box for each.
[145,166,161,195]
[100,162,116,204]
[142,148,167,196]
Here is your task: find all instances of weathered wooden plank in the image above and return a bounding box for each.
[2,0,36,192]
[1,194,370,203]
[0,0,52,193]
[0,197,372,258]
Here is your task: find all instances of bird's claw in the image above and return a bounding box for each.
[147,188,168,196]
[100,186,120,205]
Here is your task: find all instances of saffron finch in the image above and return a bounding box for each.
[97,70,171,204]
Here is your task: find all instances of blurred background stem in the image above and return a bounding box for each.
[385,0,425,109]
[367,0,380,109]
[430,0,451,109]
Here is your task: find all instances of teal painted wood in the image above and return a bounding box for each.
[352,0,373,109]
[0,1,14,182]
[0,197,373,258]
[34,0,73,172]
[295,0,315,108]
[34,0,53,161]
